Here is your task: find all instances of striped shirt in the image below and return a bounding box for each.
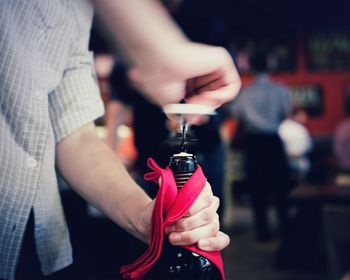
[0,1,104,279]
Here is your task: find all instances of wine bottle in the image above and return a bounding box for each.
[145,152,221,280]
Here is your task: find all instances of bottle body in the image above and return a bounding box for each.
[146,153,220,280]
[146,239,220,280]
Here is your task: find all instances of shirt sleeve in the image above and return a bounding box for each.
[49,51,105,144]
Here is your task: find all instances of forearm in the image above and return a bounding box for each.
[92,0,187,66]
[56,123,152,242]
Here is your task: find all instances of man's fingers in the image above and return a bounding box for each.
[184,115,209,125]
[165,198,220,234]
[197,231,230,251]
[187,70,227,95]
[186,82,241,109]
[168,217,220,246]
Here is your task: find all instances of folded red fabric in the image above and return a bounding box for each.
[120,158,225,280]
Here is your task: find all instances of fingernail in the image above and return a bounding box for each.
[171,233,181,243]
[199,239,210,248]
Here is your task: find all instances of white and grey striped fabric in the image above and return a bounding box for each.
[0,1,104,279]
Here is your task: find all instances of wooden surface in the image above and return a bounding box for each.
[289,181,350,204]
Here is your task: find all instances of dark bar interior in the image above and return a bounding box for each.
[1,1,350,280]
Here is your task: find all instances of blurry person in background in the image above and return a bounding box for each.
[0,1,241,279]
[279,107,313,185]
[334,117,350,172]
[230,51,291,242]
[334,117,350,186]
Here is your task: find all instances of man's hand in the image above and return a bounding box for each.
[94,0,240,116]
[139,182,230,252]
[56,123,229,250]
[128,42,241,110]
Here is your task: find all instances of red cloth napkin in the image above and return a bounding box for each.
[120,158,225,280]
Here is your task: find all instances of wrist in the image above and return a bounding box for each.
[119,194,152,243]
[134,38,189,71]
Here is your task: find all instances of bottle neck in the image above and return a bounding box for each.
[169,152,197,190]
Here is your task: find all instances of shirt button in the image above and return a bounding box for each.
[34,91,44,101]
[27,157,38,168]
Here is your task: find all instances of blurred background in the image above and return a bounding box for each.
[60,0,350,279]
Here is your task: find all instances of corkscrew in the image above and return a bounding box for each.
[163,103,215,151]
[163,103,216,188]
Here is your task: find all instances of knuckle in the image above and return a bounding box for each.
[202,209,213,222]
[204,194,213,206]
[186,208,194,217]
[182,220,191,231]
[182,232,195,244]
[176,220,188,231]
[210,223,219,236]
